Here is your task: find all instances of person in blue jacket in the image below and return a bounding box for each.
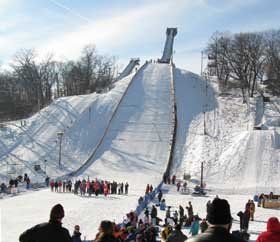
[189,215,200,236]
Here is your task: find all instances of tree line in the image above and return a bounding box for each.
[0,45,117,120]
[206,29,280,101]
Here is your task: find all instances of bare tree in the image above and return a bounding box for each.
[265,30,280,95]
[207,31,266,101]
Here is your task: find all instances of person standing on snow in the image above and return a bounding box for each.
[206,200,211,214]
[71,225,82,242]
[172,175,176,185]
[104,182,109,197]
[54,181,58,192]
[151,205,158,225]
[50,180,55,192]
[45,177,50,187]
[158,189,163,203]
[58,180,62,193]
[179,205,184,225]
[149,184,153,193]
[242,203,250,233]
[173,210,179,225]
[125,182,129,194]
[189,216,200,236]
[186,201,194,225]
[120,183,124,194]
[94,180,100,196]
[249,200,255,221]
[176,181,181,192]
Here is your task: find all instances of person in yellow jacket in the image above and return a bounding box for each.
[161,224,172,242]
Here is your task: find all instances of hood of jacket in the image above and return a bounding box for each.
[267,217,280,232]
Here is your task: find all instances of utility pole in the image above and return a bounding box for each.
[89,106,91,123]
[57,132,64,167]
[203,111,206,135]
[201,51,204,76]
[200,161,204,188]
[56,73,59,98]
[44,159,47,174]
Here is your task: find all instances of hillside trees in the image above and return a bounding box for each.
[207,30,280,100]
[265,30,280,95]
[207,31,267,102]
[0,45,118,120]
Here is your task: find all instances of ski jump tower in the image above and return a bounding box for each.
[159,28,177,63]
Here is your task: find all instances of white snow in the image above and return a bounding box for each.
[0,63,280,242]
[0,73,135,182]
[77,63,173,186]
[173,69,280,194]
[147,184,279,241]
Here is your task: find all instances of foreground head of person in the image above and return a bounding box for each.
[95,220,119,242]
[256,217,280,242]
[186,198,246,242]
[166,224,188,242]
[72,225,82,242]
[19,204,71,242]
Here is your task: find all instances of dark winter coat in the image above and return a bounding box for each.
[256,217,280,242]
[166,230,188,242]
[158,191,163,202]
[200,221,208,233]
[187,226,246,242]
[151,207,157,218]
[19,220,71,242]
[242,210,250,231]
[72,231,82,242]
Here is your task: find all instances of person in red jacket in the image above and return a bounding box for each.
[256,217,280,242]
[104,182,109,197]
[50,180,55,192]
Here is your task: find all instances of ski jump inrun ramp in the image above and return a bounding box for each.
[72,28,178,185]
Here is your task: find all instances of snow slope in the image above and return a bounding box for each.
[173,70,280,193]
[1,62,175,242]
[0,73,135,182]
[1,66,279,242]
[78,63,174,186]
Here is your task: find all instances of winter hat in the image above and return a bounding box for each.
[206,198,232,225]
[50,204,65,221]
[267,217,280,232]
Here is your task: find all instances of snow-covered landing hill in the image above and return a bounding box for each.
[77,63,174,186]
[0,73,135,182]
[173,69,280,194]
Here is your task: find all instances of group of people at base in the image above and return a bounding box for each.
[18,198,280,242]
[1,173,31,194]
[49,178,129,197]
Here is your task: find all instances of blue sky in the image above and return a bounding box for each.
[0,0,279,74]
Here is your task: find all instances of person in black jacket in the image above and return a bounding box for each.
[186,198,246,242]
[19,204,71,242]
[71,225,82,242]
[150,205,157,225]
[167,224,188,242]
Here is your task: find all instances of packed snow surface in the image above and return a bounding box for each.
[0,73,135,182]
[77,63,173,186]
[0,64,280,242]
[173,69,280,194]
